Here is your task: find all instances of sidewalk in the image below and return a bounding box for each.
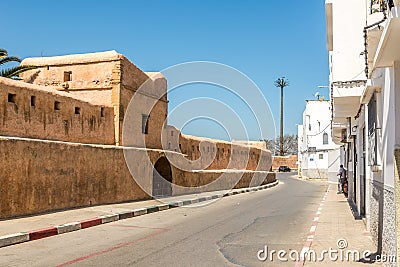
[0,181,278,248]
[303,185,382,266]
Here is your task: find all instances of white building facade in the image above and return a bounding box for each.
[298,100,340,180]
[325,0,400,264]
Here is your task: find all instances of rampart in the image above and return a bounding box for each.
[0,77,114,144]
[0,51,276,219]
[0,136,275,219]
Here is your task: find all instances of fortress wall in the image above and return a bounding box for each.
[164,126,272,172]
[21,61,116,95]
[21,52,169,149]
[0,136,275,219]
[0,77,115,145]
[272,155,298,170]
[0,137,150,219]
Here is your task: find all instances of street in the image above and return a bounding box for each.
[0,174,327,267]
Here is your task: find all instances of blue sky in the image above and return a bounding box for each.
[2,0,329,141]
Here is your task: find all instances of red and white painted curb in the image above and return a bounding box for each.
[294,186,329,267]
[0,180,279,248]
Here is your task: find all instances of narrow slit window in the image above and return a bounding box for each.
[30,96,36,107]
[74,107,81,115]
[54,101,61,111]
[63,71,72,82]
[100,107,105,117]
[142,114,149,134]
[323,132,329,145]
[8,93,16,103]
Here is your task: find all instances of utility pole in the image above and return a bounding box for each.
[274,77,290,156]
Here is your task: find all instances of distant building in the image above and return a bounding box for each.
[298,100,340,180]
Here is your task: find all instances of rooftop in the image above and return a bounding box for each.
[21,50,124,66]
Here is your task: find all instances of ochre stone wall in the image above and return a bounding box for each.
[0,51,276,219]
[163,126,272,172]
[0,137,149,219]
[21,51,168,148]
[0,137,275,219]
[0,77,115,144]
[272,155,298,170]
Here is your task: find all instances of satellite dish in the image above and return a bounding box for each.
[314,92,320,100]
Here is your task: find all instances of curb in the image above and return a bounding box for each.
[0,180,279,248]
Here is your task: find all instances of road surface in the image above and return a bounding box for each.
[0,173,327,267]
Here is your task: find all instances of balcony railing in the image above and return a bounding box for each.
[370,0,394,14]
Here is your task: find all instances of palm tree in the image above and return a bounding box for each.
[0,49,36,79]
[274,77,290,156]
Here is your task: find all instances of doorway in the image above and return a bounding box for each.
[152,157,172,197]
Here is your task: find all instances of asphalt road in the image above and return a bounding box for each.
[0,173,327,267]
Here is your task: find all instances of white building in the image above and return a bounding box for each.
[325,0,399,264]
[298,100,340,180]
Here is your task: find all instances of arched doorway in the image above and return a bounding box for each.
[152,157,172,197]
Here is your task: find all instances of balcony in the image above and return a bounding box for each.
[332,122,347,145]
[360,79,382,104]
[331,80,366,121]
[373,6,400,69]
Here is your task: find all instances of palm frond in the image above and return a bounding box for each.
[0,49,8,58]
[0,56,21,66]
[0,65,37,78]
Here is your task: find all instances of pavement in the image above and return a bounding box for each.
[0,181,279,248]
[302,184,382,266]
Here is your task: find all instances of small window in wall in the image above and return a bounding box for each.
[8,93,16,103]
[179,144,182,150]
[323,132,328,145]
[142,114,149,134]
[30,96,36,107]
[74,107,81,115]
[319,154,324,160]
[171,131,174,136]
[100,107,105,117]
[63,71,72,82]
[54,101,61,111]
